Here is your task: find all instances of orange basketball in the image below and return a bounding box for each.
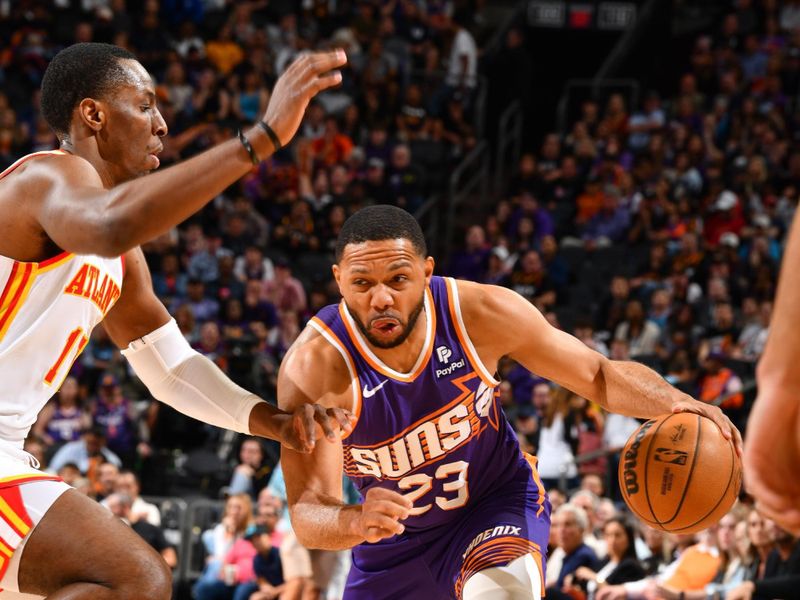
[619,412,742,533]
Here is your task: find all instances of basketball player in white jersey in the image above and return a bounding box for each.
[0,43,350,598]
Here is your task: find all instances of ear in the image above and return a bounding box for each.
[77,98,106,133]
[332,263,341,289]
[423,256,435,284]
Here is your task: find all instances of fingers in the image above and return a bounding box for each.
[366,486,414,511]
[308,49,347,74]
[291,404,316,452]
[327,407,356,438]
[310,71,343,95]
[313,404,336,442]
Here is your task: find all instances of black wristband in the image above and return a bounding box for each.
[237,129,260,165]
[258,121,282,152]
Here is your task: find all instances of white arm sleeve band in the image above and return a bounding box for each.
[120,319,264,434]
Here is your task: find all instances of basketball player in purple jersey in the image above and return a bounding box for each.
[279,205,742,600]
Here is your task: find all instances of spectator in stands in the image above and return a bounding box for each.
[567,516,646,597]
[48,425,121,474]
[110,469,161,527]
[228,438,272,502]
[657,510,750,600]
[32,375,91,453]
[195,493,254,590]
[547,504,598,597]
[235,524,285,600]
[105,493,177,570]
[725,513,800,600]
[94,461,119,502]
[507,250,556,310]
[91,372,140,465]
[386,142,424,212]
[262,259,307,314]
[580,186,631,248]
[176,278,220,323]
[697,351,745,425]
[536,386,579,491]
[447,225,490,281]
[615,300,662,358]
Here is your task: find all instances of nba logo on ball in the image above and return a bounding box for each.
[619,413,742,533]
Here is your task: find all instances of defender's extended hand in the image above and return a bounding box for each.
[262,50,347,148]
[279,403,355,453]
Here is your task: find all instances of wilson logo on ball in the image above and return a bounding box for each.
[622,420,656,495]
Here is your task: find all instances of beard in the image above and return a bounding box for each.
[347,294,425,349]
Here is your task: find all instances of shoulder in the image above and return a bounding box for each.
[452,277,537,352]
[277,322,353,412]
[12,152,102,192]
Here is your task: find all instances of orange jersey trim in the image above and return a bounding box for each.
[455,537,544,599]
[37,251,75,273]
[0,150,68,181]
[0,262,35,342]
[443,278,499,387]
[337,287,436,383]
[523,452,548,518]
[308,317,362,439]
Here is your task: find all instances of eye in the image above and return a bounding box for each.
[393,275,408,283]
[353,279,368,286]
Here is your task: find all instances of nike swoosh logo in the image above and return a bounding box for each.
[362,379,389,398]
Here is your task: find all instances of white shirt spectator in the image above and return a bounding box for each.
[446,27,478,88]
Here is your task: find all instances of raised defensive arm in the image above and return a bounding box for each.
[20,51,346,257]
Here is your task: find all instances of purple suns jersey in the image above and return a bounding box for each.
[309,276,546,533]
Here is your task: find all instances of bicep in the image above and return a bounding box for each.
[278,341,350,506]
[103,247,172,348]
[480,284,605,399]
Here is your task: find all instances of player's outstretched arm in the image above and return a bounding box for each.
[456,280,741,455]
[279,329,412,550]
[745,213,800,535]
[103,248,351,452]
[22,50,346,257]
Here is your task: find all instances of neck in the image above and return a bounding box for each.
[62,132,120,189]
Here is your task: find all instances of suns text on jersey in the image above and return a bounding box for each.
[344,382,495,480]
[63,263,121,315]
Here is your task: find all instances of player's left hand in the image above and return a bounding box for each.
[279,403,356,453]
[671,396,743,457]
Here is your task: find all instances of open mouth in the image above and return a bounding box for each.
[371,317,400,336]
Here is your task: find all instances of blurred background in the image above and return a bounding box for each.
[1,0,798,598]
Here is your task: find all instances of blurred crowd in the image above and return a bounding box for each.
[2,0,800,598]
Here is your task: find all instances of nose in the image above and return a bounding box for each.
[153,107,168,137]
[370,284,394,311]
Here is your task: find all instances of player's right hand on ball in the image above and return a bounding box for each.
[262,50,347,148]
[351,487,412,543]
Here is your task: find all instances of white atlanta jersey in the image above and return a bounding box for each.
[0,152,124,454]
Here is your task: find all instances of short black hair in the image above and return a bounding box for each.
[41,43,138,139]
[335,205,427,262]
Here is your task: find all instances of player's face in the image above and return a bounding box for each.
[98,59,167,180]
[334,239,434,349]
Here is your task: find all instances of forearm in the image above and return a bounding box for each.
[122,318,274,435]
[290,494,365,550]
[598,360,684,418]
[105,126,272,252]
